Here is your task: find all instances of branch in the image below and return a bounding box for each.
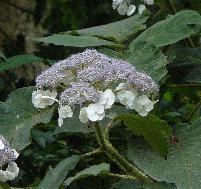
[94,122,153,183]
[105,121,113,140]
[104,172,137,180]
[80,148,102,159]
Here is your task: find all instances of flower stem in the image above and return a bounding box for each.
[94,122,153,183]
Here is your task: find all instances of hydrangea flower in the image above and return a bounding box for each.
[32,90,58,108]
[0,140,4,150]
[33,49,158,126]
[112,0,136,16]
[144,0,154,5]
[112,0,154,16]
[0,135,19,182]
[0,162,19,182]
[99,89,115,109]
[79,107,89,123]
[86,103,105,122]
[117,90,136,109]
[133,95,157,116]
[58,105,73,127]
[138,4,146,15]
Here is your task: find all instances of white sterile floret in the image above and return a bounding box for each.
[79,107,88,123]
[86,103,105,122]
[133,95,156,116]
[99,89,115,109]
[144,0,154,5]
[117,90,137,109]
[116,83,130,91]
[32,90,58,109]
[112,0,123,9]
[127,4,136,16]
[117,1,128,15]
[0,162,19,182]
[58,105,73,118]
[0,140,4,150]
[58,105,73,127]
[138,4,146,14]
[58,117,63,127]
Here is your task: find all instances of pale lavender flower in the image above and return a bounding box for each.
[60,82,100,106]
[0,135,18,167]
[35,49,107,88]
[36,49,158,95]
[36,67,73,88]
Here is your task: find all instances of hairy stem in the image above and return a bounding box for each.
[81,148,102,159]
[94,122,153,183]
[104,172,137,180]
[105,121,113,140]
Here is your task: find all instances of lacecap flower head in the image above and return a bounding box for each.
[0,135,19,182]
[32,49,158,126]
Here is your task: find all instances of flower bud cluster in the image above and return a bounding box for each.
[32,49,158,126]
[112,0,154,16]
[0,135,19,182]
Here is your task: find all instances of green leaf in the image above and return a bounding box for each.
[0,87,54,150]
[127,119,201,189]
[124,41,168,83]
[143,182,177,189]
[112,180,142,189]
[69,14,148,42]
[64,163,110,186]
[116,114,172,157]
[35,14,148,49]
[34,34,121,48]
[168,47,201,83]
[37,155,80,189]
[134,10,201,47]
[0,55,43,72]
[32,129,55,148]
[112,180,177,189]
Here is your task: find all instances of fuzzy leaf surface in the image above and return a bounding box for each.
[34,34,119,47]
[124,41,168,83]
[127,119,201,189]
[135,10,201,47]
[64,163,110,186]
[37,155,80,189]
[0,87,54,150]
[116,114,172,157]
[69,14,148,42]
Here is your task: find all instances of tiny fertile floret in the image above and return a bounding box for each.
[32,49,158,126]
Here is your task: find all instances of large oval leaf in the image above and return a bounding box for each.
[127,119,201,189]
